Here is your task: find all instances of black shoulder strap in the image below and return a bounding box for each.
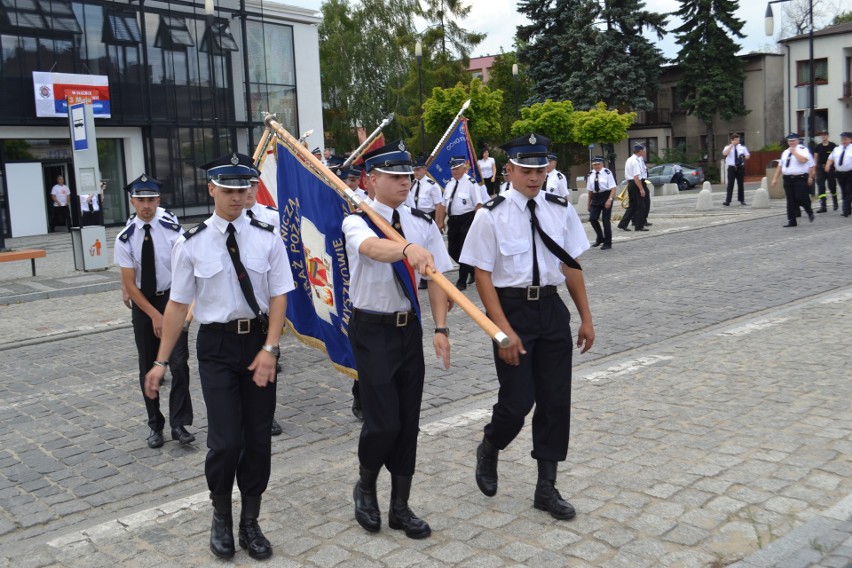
[118,223,136,242]
[183,222,208,240]
[483,195,506,210]
[158,219,181,232]
[249,217,275,233]
[545,193,568,207]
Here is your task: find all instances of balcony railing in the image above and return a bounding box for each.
[634,108,671,125]
[843,82,852,99]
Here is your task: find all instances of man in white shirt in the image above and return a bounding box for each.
[825,131,852,217]
[771,132,816,227]
[444,156,485,290]
[617,144,649,232]
[545,154,569,198]
[49,175,71,232]
[722,133,750,206]
[586,156,618,250]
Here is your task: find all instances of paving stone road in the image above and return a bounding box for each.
[0,188,850,567]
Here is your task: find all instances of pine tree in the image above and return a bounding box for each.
[673,0,746,160]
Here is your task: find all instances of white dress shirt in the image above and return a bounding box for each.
[586,168,617,192]
[444,176,484,216]
[170,213,294,323]
[828,143,851,173]
[247,202,280,226]
[545,169,569,197]
[342,200,453,313]
[723,143,750,166]
[405,177,443,213]
[460,188,589,288]
[114,211,183,292]
[780,146,815,176]
[624,154,646,181]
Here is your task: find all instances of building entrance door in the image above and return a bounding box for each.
[43,163,76,231]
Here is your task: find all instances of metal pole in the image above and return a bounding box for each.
[807,0,814,148]
[416,41,425,156]
[512,63,519,119]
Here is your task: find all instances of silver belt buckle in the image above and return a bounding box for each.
[155,290,166,296]
[526,286,541,301]
[237,319,251,334]
[395,311,409,327]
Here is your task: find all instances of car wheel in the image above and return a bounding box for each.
[678,179,689,191]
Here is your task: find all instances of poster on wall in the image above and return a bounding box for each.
[33,72,111,118]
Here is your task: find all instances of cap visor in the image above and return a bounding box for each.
[509,156,548,168]
[211,177,252,188]
[131,190,160,197]
[373,164,414,174]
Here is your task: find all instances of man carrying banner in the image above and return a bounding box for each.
[344,140,453,540]
[460,133,594,521]
[444,156,485,291]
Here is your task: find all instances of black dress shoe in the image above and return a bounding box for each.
[601,243,612,250]
[808,211,815,222]
[739,201,747,206]
[783,223,797,227]
[418,280,428,290]
[591,241,603,247]
[618,226,631,232]
[455,281,467,291]
[644,222,652,226]
[171,426,195,445]
[722,201,730,206]
[147,429,164,449]
[270,418,282,436]
[635,228,649,232]
[475,440,498,497]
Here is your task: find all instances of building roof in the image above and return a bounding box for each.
[779,21,852,44]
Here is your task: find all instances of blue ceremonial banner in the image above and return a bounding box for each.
[277,141,358,378]
[427,118,482,188]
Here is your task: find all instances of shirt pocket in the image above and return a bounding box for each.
[498,238,530,274]
[245,256,271,295]
[194,259,224,279]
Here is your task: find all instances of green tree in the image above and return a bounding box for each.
[510,99,575,144]
[422,79,503,147]
[318,0,358,150]
[420,0,485,60]
[673,0,747,162]
[832,11,852,25]
[573,102,636,171]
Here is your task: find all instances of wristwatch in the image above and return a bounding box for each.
[261,344,280,358]
[153,360,169,368]
[434,327,450,337]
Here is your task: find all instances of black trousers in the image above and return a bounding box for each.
[484,294,574,461]
[618,180,647,230]
[816,168,837,199]
[132,293,192,431]
[726,165,745,203]
[588,192,612,245]
[197,325,276,496]
[782,175,813,224]
[49,206,69,232]
[348,312,425,476]
[448,210,476,283]
[836,171,851,216]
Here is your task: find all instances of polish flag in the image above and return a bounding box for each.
[256,142,278,208]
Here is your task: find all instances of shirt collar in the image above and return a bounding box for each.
[370,199,402,223]
[211,212,247,234]
[507,187,544,212]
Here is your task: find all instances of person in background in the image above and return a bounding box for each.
[825,131,851,217]
[813,130,838,213]
[722,133,749,206]
[49,175,71,232]
[477,148,497,196]
[770,132,815,227]
[586,156,617,250]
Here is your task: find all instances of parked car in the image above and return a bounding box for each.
[646,163,705,191]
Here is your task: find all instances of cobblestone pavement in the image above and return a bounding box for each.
[0,188,850,567]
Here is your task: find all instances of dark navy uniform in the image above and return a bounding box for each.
[826,133,852,217]
[814,135,838,211]
[461,133,594,521]
[114,174,193,448]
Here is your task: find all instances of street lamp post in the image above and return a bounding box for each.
[766,0,814,147]
[588,144,595,170]
[205,0,220,156]
[512,63,519,119]
[415,40,426,157]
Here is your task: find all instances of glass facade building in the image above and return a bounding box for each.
[0,0,322,234]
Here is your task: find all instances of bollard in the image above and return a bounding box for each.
[702,181,712,191]
[752,187,770,208]
[576,192,589,215]
[696,188,713,210]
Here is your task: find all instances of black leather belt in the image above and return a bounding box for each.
[200,318,262,334]
[145,288,169,298]
[353,308,415,327]
[496,285,558,301]
[783,174,807,180]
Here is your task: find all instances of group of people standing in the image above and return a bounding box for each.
[110,131,595,561]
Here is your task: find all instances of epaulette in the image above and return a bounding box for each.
[545,193,568,207]
[264,205,278,212]
[128,212,137,222]
[425,178,437,185]
[556,172,564,180]
[117,223,135,243]
[158,219,181,231]
[183,222,208,240]
[410,208,433,224]
[587,170,593,175]
[163,208,176,218]
[484,195,506,210]
[604,168,611,174]
[249,217,275,233]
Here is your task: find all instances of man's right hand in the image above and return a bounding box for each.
[144,366,166,399]
[497,330,527,366]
